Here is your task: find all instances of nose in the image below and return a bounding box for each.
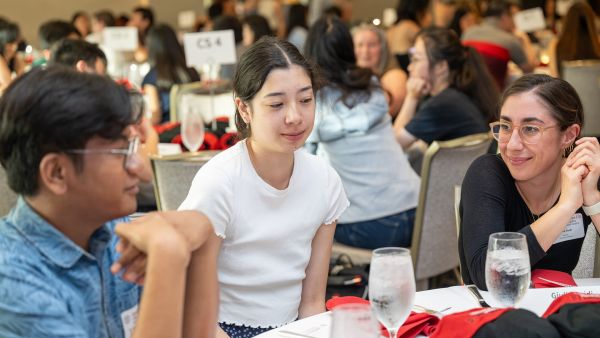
[506,127,524,151]
[285,104,302,125]
[125,152,145,177]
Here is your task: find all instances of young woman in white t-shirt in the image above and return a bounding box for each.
[179,36,349,338]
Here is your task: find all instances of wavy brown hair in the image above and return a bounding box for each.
[556,1,600,76]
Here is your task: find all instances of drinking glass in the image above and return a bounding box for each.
[369,247,415,338]
[330,303,379,338]
[180,99,205,152]
[485,232,530,307]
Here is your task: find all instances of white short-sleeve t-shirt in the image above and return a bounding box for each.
[179,140,349,327]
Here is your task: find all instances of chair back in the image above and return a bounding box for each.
[169,80,234,123]
[411,133,492,288]
[572,224,600,278]
[0,166,18,216]
[463,40,510,89]
[562,60,600,137]
[150,151,219,211]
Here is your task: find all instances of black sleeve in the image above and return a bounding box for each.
[404,101,448,144]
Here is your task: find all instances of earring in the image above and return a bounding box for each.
[563,143,575,157]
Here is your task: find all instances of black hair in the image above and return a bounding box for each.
[233,36,319,139]
[418,27,499,122]
[396,0,430,23]
[49,39,106,69]
[305,16,374,108]
[38,20,80,50]
[0,66,133,195]
[243,14,272,44]
[146,23,196,89]
[286,4,308,38]
[93,10,116,27]
[0,20,19,56]
[483,0,513,18]
[323,6,342,18]
[71,11,88,23]
[213,15,243,44]
[499,74,584,132]
[133,6,155,28]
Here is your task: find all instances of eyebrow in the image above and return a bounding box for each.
[263,86,313,98]
[500,116,546,124]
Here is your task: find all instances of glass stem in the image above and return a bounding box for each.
[388,328,398,338]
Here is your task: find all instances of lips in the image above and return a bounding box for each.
[507,156,531,166]
[281,130,305,142]
[124,183,139,194]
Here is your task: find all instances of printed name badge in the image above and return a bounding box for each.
[103,27,139,51]
[513,7,546,33]
[183,30,237,68]
[554,213,585,245]
[121,304,139,338]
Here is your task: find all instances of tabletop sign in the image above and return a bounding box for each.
[514,7,546,33]
[103,27,139,51]
[183,30,237,68]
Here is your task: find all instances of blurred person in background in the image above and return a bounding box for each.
[387,0,431,73]
[448,1,481,36]
[305,16,420,250]
[87,10,115,45]
[548,1,600,77]
[212,15,244,80]
[286,4,309,54]
[394,27,499,150]
[0,19,24,91]
[352,23,407,118]
[71,11,91,38]
[37,20,81,67]
[242,14,272,47]
[142,24,200,125]
[129,6,155,63]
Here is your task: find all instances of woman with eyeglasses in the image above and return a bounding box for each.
[459,74,600,290]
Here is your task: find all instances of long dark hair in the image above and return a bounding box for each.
[556,2,600,76]
[418,27,499,122]
[396,0,430,23]
[305,16,374,107]
[233,36,319,139]
[286,4,308,38]
[146,23,195,89]
[0,20,19,56]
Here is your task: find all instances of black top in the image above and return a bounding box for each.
[459,154,592,290]
[405,87,488,144]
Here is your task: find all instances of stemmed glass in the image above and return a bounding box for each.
[485,232,531,307]
[369,247,416,338]
[180,97,205,152]
[330,303,379,338]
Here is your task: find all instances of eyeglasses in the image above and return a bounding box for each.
[64,136,140,169]
[489,121,558,145]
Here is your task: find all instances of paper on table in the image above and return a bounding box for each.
[255,312,331,338]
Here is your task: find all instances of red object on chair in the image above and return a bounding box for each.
[463,40,510,89]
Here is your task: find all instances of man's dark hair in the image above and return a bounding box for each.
[484,0,514,18]
[213,15,243,44]
[49,39,106,69]
[0,66,133,195]
[93,10,116,27]
[133,6,155,27]
[38,20,80,50]
[208,3,224,20]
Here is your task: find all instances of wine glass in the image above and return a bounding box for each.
[330,303,379,338]
[180,99,205,152]
[369,247,415,338]
[485,232,530,307]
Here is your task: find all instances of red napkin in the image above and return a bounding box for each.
[429,307,512,338]
[326,296,440,338]
[542,292,600,317]
[531,269,577,288]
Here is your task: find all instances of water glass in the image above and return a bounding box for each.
[369,247,415,338]
[485,232,530,307]
[330,303,379,338]
[180,98,205,152]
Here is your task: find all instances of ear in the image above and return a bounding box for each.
[433,60,449,79]
[38,153,72,195]
[234,97,252,124]
[562,124,581,149]
[75,60,89,73]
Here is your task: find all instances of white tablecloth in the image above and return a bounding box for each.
[256,279,600,338]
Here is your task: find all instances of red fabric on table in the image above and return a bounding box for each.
[531,269,577,288]
[326,296,439,338]
[429,307,512,338]
[542,292,600,318]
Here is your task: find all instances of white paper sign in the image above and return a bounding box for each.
[103,27,139,51]
[553,214,586,244]
[507,286,600,315]
[178,10,197,29]
[183,30,237,68]
[514,7,546,33]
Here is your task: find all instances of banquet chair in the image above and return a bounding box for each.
[562,60,600,137]
[572,225,600,278]
[150,151,219,211]
[0,165,18,216]
[411,133,492,290]
[463,40,510,89]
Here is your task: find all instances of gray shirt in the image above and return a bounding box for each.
[462,18,528,66]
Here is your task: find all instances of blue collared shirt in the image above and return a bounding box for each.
[0,198,141,338]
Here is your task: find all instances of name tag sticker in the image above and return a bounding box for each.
[121,304,139,338]
[554,213,585,244]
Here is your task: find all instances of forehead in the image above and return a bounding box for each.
[355,29,379,42]
[258,64,312,95]
[501,92,555,122]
